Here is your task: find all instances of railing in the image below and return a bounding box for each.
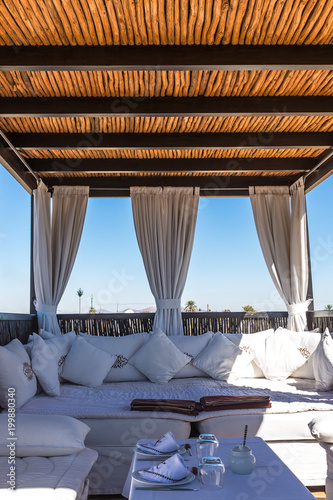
[0,311,332,346]
[57,311,291,336]
[0,313,37,346]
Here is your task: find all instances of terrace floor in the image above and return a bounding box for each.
[88,488,326,499]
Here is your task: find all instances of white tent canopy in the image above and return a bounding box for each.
[131,186,199,336]
[250,178,311,332]
[33,182,89,334]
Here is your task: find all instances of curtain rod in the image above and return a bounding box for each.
[0,128,40,183]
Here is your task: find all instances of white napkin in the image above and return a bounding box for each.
[137,431,179,455]
[139,453,188,483]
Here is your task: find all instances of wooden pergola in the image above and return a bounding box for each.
[0,0,332,197]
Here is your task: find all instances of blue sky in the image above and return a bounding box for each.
[0,163,332,314]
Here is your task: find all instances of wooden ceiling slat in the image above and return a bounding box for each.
[2,116,333,135]
[20,147,324,160]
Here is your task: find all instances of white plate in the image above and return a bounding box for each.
[133,444,186,458]
[132,470,195,487]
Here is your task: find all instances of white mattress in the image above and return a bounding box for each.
[0,448,98,500]
[19,377,333,422]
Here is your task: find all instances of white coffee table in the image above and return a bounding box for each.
[123,437,316,499]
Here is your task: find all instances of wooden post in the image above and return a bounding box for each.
[30,194,36,315]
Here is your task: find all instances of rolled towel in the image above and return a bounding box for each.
[137,431,179,455]
[138,453,188,483]
[200,395,271,411]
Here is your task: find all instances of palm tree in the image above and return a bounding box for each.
[77,288,84,314]
[325,304,333,310]
[242,305,255,313]
[185,300,197,312]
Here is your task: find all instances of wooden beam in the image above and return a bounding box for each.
[43,174,300,191]
[0,45,332,71]
[0,145,37,193]
[30,157,314,174]
[305,151,333,193]
[9,132,333,151]
[1,97,332,118]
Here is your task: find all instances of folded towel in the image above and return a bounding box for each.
[200,395,271,411]
[138,453,189,483]
[131,398,200,415]
[137,431,179,455]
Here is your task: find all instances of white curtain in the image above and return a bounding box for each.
[33,182,89,334]
[249,179,311,331]
[131,187,199,336]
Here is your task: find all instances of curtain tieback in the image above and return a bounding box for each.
[286,300,312,315]
[34,300,57,315]
[156,299,181,310]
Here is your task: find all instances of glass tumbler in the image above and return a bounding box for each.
[199,456,225,490]
[196,434,219,462]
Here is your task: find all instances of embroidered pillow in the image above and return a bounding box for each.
[0,339,37,409]
[129,329,191,383]
[275,327,321,379]
[312,329,333,391]
[83,332,149,382]
[250,332,306,380]
[30,333,61,396]
[61,337,117,387]
[224,329,274,378]
[170,331,214,378]
[193,332,254,381]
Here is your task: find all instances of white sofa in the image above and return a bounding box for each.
[309,415,333,500]
[1,327,333,495]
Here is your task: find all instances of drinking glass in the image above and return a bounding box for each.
[198,456,225,490]
[196,434,219,461]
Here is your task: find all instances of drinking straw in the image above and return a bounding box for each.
[243,425,248,447]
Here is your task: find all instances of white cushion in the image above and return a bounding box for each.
[224,329,274,378]
[83,332,148,382]
[129,329,191,383]
[250,332,306,380]
[30,333,60,396]
[309,415,333,443]
[313,329,333,391]
[170,331,214,378]
[275,327,321,379]
[193,332,254,381]
[0,339,37,409]
[0,414,90,456]
[61,337,116,387]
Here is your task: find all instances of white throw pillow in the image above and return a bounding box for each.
[224,329,274,378]
[312,329,333,391]
[30,333,61,396]
[83,332,148,382]
[0,414,90,456]
[0,339,37,409]
[250,332,306,380]
[275,327,322,379]
[129,329,191,383]
[309,415,333,443]
[61,337,116,387]
[170,331,214,378]
[193,332,254,381]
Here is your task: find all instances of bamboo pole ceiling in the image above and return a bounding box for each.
[0,0,332,196]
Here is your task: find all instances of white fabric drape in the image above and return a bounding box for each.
[131,186,199,336]
[250,179,311,331]
[33,183,89,334]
